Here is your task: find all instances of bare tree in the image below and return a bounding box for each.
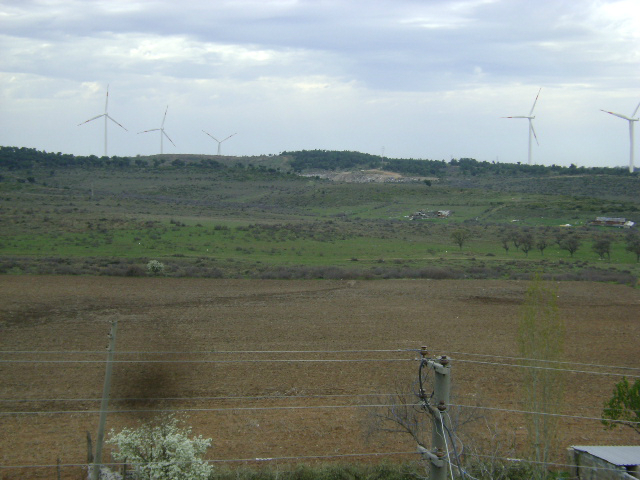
[511,231,521,251]
[450,229,471,250]
[365,375,526,479]
[500,237,511,255]
[592,235,612,260]
[626,232,640,262]
[536,237,549,256]
[560,235,581,257]
[519,231,535,257]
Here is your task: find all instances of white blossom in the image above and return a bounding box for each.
[107,415,212,480]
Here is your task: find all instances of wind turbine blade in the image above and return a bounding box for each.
[105,85,110,113]
[601,109,632,121]
[161,105,169,128]
[530,121,539,146]
[632,101,640,118]
[106,115,128,131]
[529,88,541,116]
[203,130,219,142]
[138,128,160,134]
[163,130,176,146]
[222,133,237,142]
[503,116,528,119]
[78,114,105,126]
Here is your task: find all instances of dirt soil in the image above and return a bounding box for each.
[1,276,639,478]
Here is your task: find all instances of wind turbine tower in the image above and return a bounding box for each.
[503,88,541,165]
[78,85,127,157]
[138,106,176,154]
[203,131,237,155]
[601,102,640,173]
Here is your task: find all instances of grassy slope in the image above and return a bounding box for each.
[1,161,639,282]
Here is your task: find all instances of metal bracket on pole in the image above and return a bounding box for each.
[417,445,445,468]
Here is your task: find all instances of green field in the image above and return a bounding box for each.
[1,149,639,283]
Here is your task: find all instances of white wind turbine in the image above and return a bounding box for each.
[78,85,127,157]
[138,106,176,154]
[601,102,640,173]
[503,88,541,165]
[203,131,237,155]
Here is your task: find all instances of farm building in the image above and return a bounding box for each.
[589,217,635,228]
[408,209,452,220]
[567,445,640,479]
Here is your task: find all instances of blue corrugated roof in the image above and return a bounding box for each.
[572,446,640,467]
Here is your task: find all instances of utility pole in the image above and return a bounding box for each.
[90,320,118,480]
[417,347,452,480]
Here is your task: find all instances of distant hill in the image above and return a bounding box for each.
[282,149,635,178]
[1,146,635,182]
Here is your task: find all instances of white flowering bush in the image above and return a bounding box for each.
[107,415,212,480]
[146,260,165,275]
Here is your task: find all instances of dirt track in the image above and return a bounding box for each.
[1,276,639,478]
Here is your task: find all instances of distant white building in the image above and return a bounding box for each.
[589,217,635,228]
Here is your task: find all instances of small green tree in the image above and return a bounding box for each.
[602,377,640,435]
[107,415,213,480]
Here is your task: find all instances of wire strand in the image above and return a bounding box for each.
[443,349,640,372]
[439,411,456,479]
[453,358,640,378]
[0,451,419,469]
[0,348,413,355]
[2,347,637,373]
[0,393,405,403]
[0,358,412,364]
[2,450,631,474]
[452,403,640,425]
[2,401,638,427]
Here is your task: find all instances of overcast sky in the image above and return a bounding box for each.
[1,0,638,167]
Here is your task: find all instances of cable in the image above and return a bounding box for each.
[443,411,470,480]
[449,393,629,414]
[1,451,632,475]
[417,358,433,409]
[0,357,412,364]
[441,349,640,372]
[453,358,640,378]
[0,450,420,470]
[2,348,637,375]
[451,403,640,426]
[3,347,638,376]
[438,411,457,480]
[3,399,635,428]
[0,392,410,403]
[0,402,409,416]
[0,348,414,355]
[0,350,640,378]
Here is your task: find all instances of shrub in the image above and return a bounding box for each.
[107,415,212,480]
[146,260,165,275]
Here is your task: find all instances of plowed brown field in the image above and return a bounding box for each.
[1,276,638,479]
